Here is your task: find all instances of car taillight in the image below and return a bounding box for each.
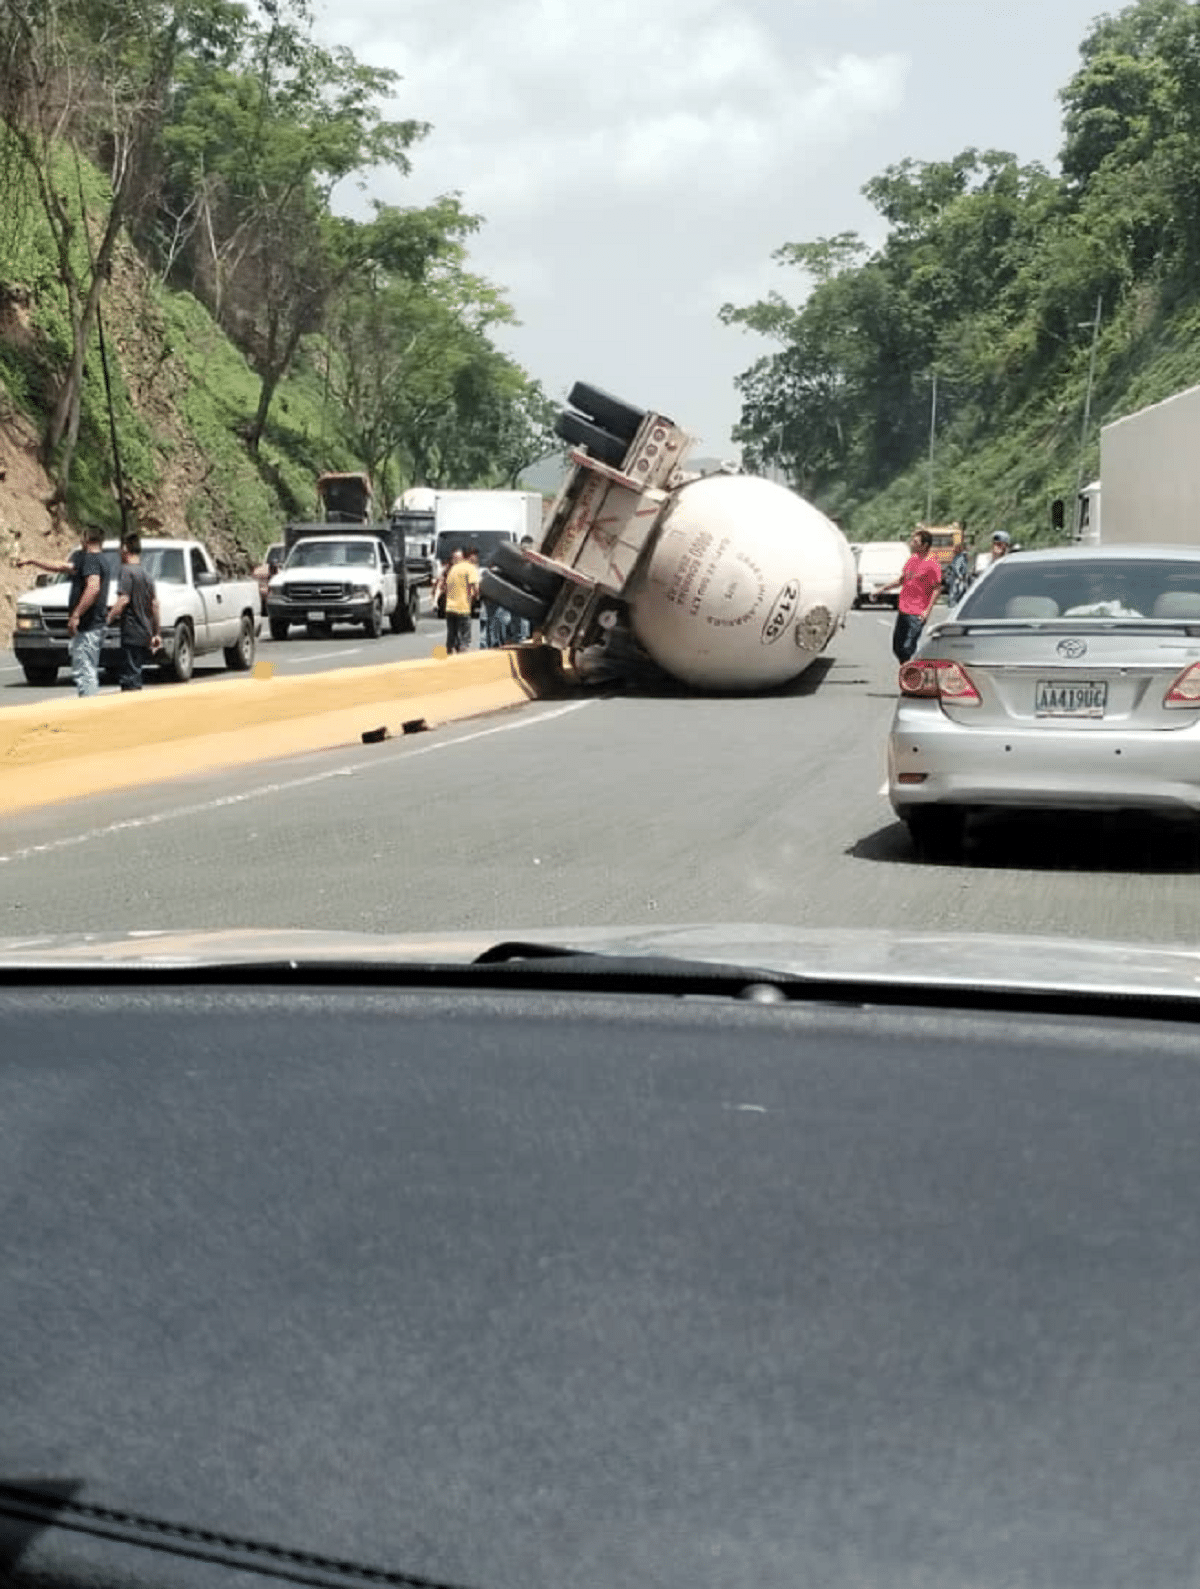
[898,658,981,704]
[1164,661,1200,706]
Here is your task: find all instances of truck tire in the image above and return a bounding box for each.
[554,411,630,469]
[269,617,289,642]
[167,622,194,683]
[363,596,383,639]
[567,381,645,444]
[479,568,551,625]
[488,540,563,602]
[223,613,256,671]
[21,664,57,686]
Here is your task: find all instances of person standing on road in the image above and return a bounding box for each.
[881,528,943,664]
[442,545,478,654]
[106,533,161,691]
[17,524,109,695]
[946,540,970,606]
[990,530,1012,563]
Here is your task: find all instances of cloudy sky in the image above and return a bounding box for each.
[312,0,1110,455]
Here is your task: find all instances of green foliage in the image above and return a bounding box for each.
[0,0,550,553]
[723,0,1200,545]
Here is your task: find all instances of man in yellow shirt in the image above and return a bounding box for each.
[442,546,480,652]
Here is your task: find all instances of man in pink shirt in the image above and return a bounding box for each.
[881,528,943,663]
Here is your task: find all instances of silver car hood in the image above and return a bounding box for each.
[1,924,1199,1000]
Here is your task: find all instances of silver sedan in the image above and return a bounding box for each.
[888,545,1200,859]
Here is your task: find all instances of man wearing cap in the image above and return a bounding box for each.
[991,530,1012,562]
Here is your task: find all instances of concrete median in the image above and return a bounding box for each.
[0,645,568,816]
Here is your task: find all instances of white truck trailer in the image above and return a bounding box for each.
[1058,382,1200,546]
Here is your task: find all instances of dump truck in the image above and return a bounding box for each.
[270,473,429,635]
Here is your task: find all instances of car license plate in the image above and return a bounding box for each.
[1035,679,1108,717]
[306,610,325,623]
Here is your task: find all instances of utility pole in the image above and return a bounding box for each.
[1073,294,1103,539]
[926,369,939,522]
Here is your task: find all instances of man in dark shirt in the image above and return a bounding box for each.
[17,525,110,695]
[106,533,161,691]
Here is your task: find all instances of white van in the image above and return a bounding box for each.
[853,541,910,607]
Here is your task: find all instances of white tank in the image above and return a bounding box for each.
[397,487,437,512]
[625,474,857,691]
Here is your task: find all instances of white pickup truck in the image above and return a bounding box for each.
[267,532,402,639]
[13,537,260,686]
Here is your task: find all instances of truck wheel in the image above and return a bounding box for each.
[21,664,57,686]
[363,596,383,638]
[167,622,194,683]
[389,590,418,634]
[224,613,256,671]
[489,540,562,601]
[479,569,551,625]
[567,381,645,443]
[269,617,289,642]
[554,411,630,468]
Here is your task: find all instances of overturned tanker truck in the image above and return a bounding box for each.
[482,382,856,689]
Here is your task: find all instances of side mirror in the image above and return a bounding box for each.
[1050,498,1065,531]
[195,569,219,588]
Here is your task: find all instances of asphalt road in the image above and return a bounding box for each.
[4,606,1200,945]
[0,604,446,706]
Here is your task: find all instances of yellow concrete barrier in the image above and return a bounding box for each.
[0,646,566,816]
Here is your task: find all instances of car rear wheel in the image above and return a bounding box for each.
[903,806,965,864]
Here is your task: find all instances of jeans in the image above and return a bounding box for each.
[482,602,515,649]
[69,626,104,696]
[446,612,472,653]
[892,612,926,664]
[119,641,153,691]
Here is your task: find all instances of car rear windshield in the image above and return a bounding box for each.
[958,557,1200,621]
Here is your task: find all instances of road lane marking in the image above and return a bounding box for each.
[274,647,364,665]
[0,698,595,866]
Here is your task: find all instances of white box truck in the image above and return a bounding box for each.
[433,490,544,569]
[1057,383,1200,546]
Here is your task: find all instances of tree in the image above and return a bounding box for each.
[0,0,199,494]
[154,0,430,450]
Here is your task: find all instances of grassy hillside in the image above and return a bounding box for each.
[0,143,360,571]
[843,284,1200,548]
